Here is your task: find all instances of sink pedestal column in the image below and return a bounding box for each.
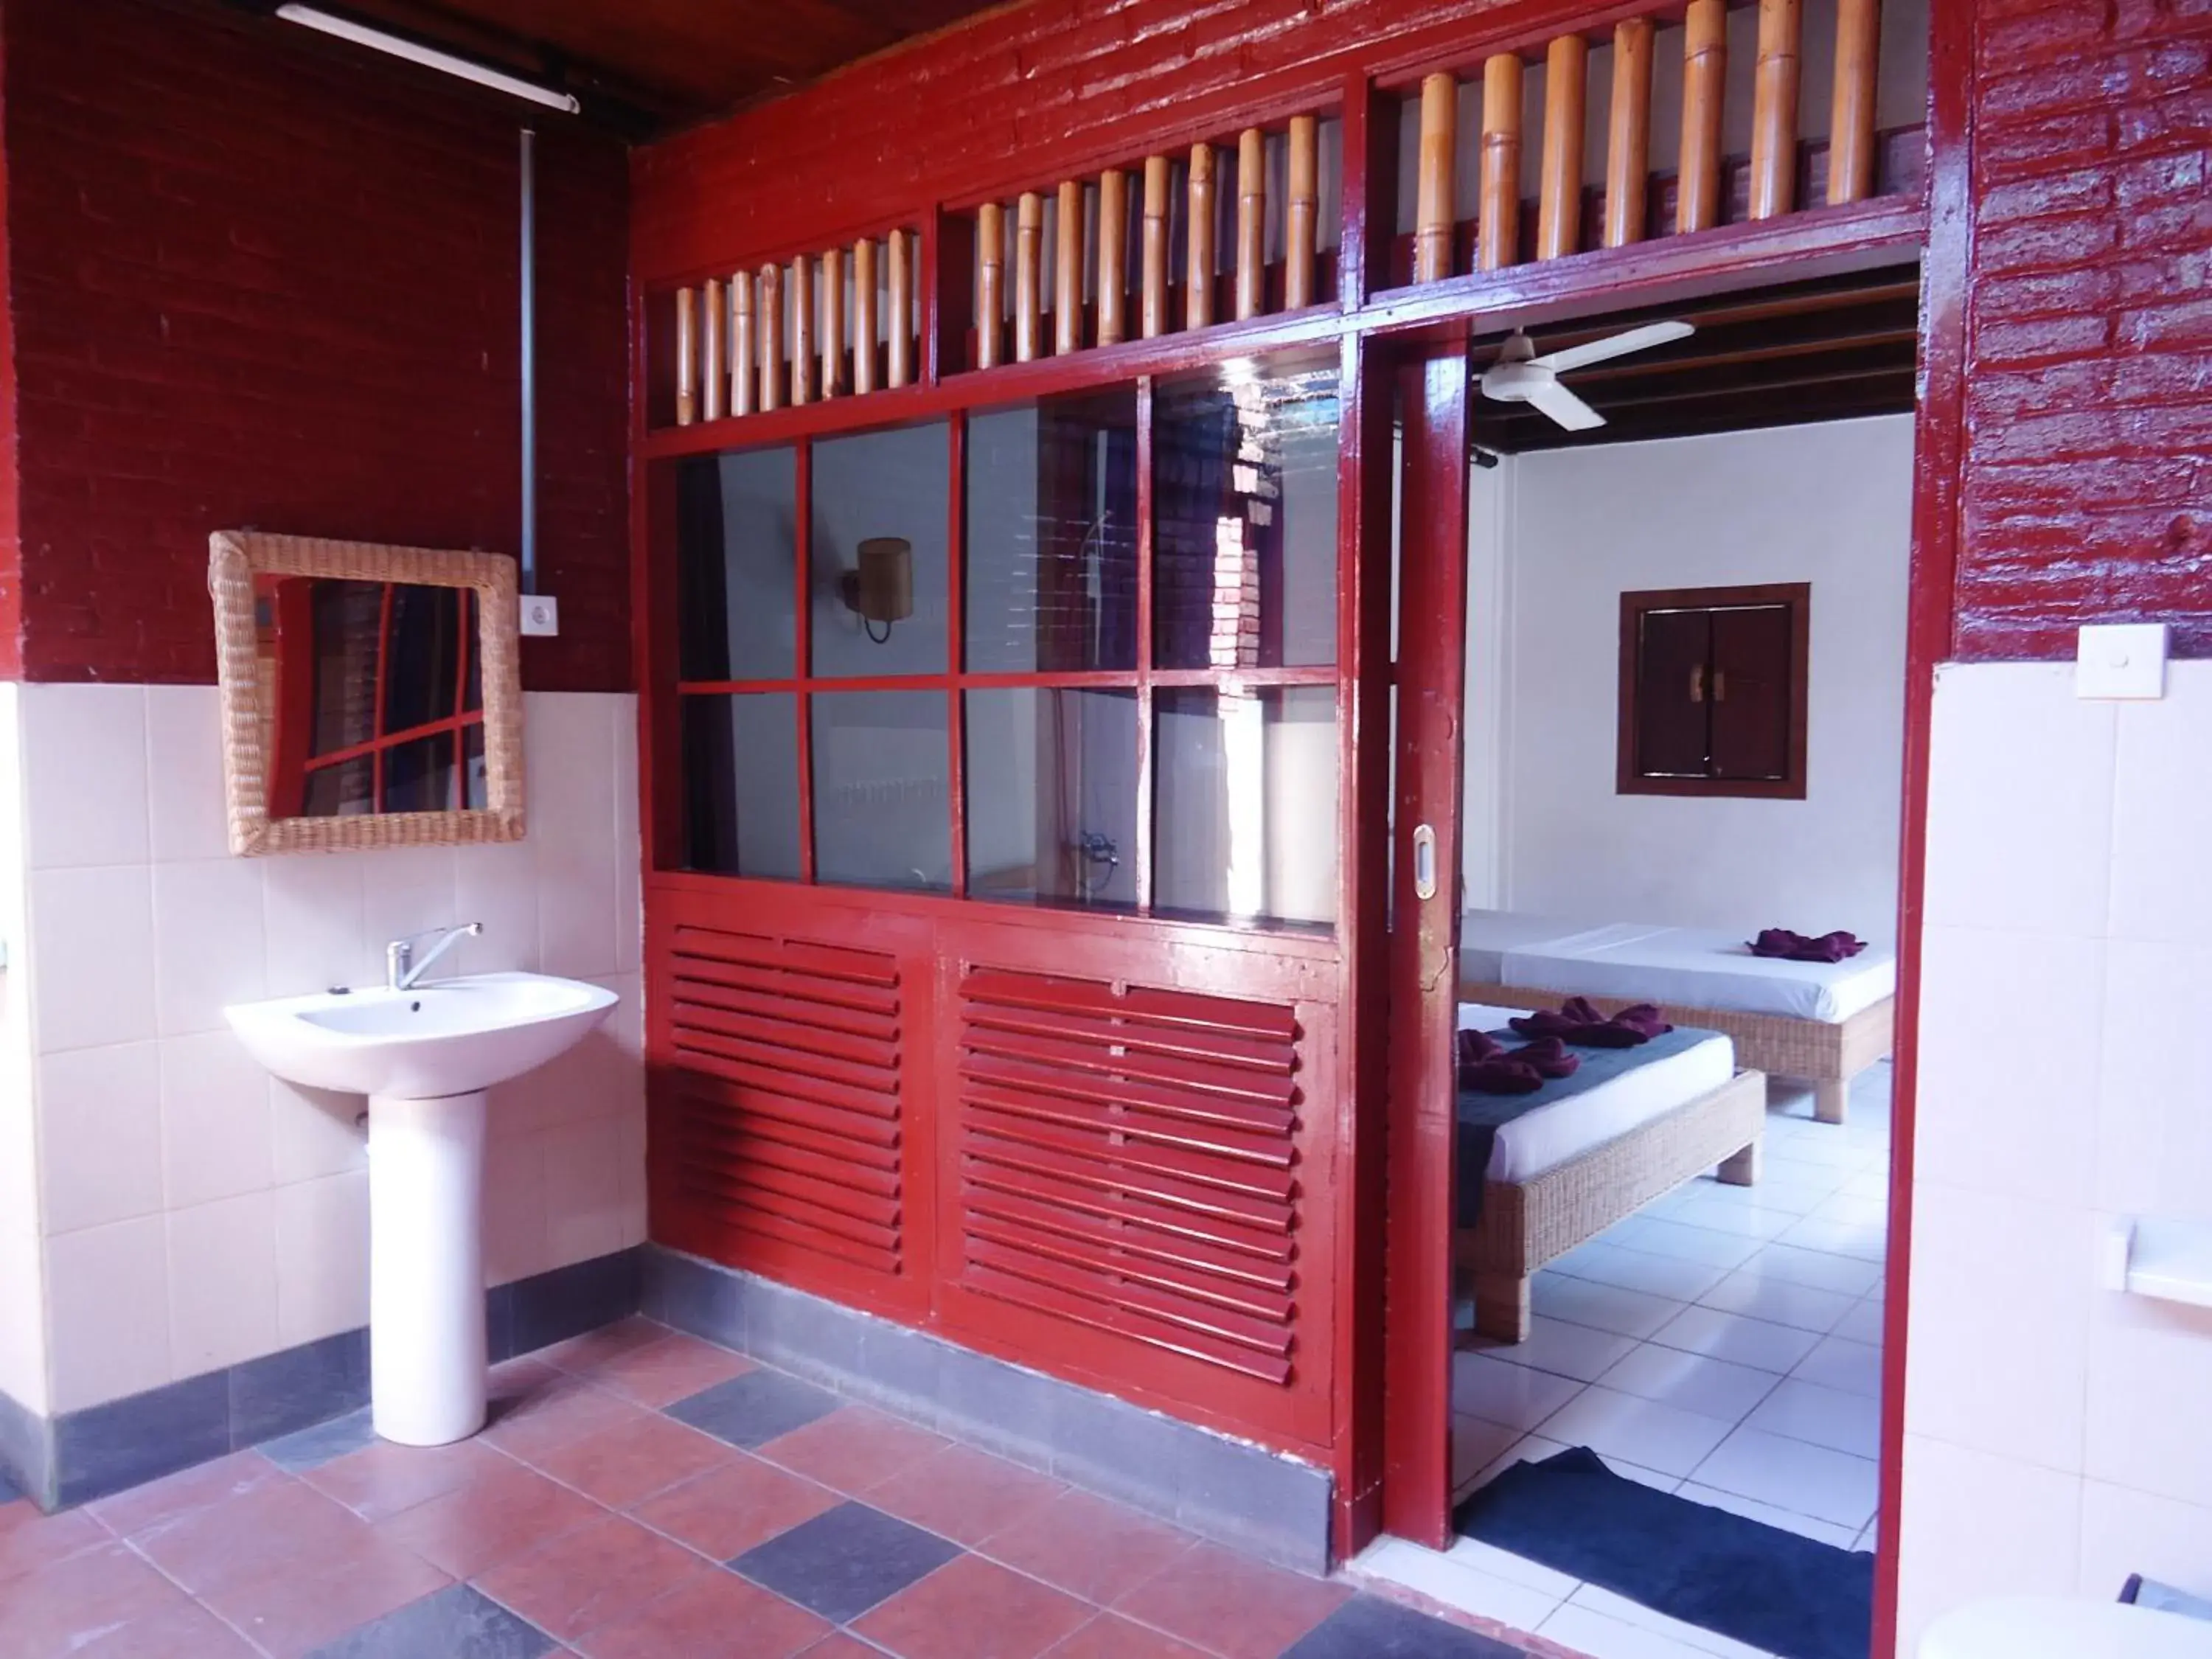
[368,1089,489,1446]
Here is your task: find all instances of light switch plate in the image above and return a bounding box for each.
[519,594,560,637]
[2076,622,2166,699]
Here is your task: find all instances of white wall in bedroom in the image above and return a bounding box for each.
[1461,412,1914,942]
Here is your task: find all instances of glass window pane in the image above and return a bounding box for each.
[383,733,457,813]
[1153,686,1338,928]
[462,722,487,810]
[964,688,1138,909]
[1153,366,1341,671]
[678,447,799,681]
[383,585,464,733]
[811,691,952,891]
[308,580,384,755]
[811,423,950,678]
[301,754,374,818]
[966,392,1139,672]
[682,692,802,879]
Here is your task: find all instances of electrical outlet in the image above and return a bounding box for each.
[520,594,560,636]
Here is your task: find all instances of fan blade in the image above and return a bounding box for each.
[1532,319,1694,374]
[1526,378,1606,431]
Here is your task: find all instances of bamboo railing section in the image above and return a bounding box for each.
[1605,18,1655,248]
[1478,55,1522,273]
[1680,0,1728,233]
[1749,0,1804,219]
[1829,0,1882,205]
[1537,36,1588,260]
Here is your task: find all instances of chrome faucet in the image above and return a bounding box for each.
[386,922,482,991]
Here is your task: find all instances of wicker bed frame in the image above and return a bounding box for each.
[1458,1067,1770,1343]
[1459,978,1895,1126]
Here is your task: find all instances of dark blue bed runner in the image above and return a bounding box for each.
[1456,1023,1722,1227]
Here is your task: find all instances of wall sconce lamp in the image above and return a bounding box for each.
[841,537,914,644]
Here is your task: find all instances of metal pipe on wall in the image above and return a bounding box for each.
[518,127,538,593]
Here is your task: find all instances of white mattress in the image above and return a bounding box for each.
[1461,911,1896,1024]
[1458,1002,1738,1183]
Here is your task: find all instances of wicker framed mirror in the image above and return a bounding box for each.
[209,531,526,855]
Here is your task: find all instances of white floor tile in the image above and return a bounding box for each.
[1532,1385,1736,1478]
[1696,1271,1860,1333]
[1443,1533,1582,1599]
[1809,1194,1892,1231]
[1688,1425,1879,1529]
[1356,1536,1568,1633]
[1742,1377,1882,1458]
[1548,1240,1732,1304]
[1465,1433,1571,1495]
[1602,1217,1766,1270]
[1540,1602,1733,1659]
[1596,1343,1784,1425]
[1470,1317,1641,1383]
[1669,1172,1840,1217]
[1674,1482,1863,1548]
[1650,1305,1824,1374]
[1533,1273,1687,1340]
[1775,1216,1887,1261]
[1842,1169,1891,1200]
[1568,1585,1770,1659]
[1653,1196,1800,1241]
[1454,1414,1528,1488]
[1453,1352,1588,1430]
[1791,1335,1883,1399]
[1739,1242,1885,1298]
[1833,1299,1888,1346]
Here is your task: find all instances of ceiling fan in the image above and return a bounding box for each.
[1478,319,1695,431]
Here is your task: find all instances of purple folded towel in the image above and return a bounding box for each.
[1509,995,1672,1048]
[1506,1035,1582,1079]
[1461,1057,1545,1095]
[1749,928,1868,964]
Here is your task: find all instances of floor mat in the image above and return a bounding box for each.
[1454,1446,1874,1659]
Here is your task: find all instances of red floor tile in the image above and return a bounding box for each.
[75,1598,262,1657]
[302,1436,509,1522]
[131,1478,369,1596]
[571,1565,830,1659]
[481,1371,653,1461]
[1046,1615,1217,1659]
[539,1316,670,1375]
[629,1453,842,1560]
[1112,1543,1352,1659]
[799,1637,888,1658]
[0,1498,109,1586]
[865,1444,1067,1547]
[473,1510,709,1641]
[981,1488,1197,1604]
[755,1405,950,1495]
[580,1333,755,1408]
[198,1534,451,1659]
[84,1450,288,1541]
[855,1555,1093,1659]
[372,1457,605,1579]
[0,1540,192,1658]
[517,1409,736,1507]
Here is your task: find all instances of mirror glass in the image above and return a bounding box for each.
[254,574,489,819]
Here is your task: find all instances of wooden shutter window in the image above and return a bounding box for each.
[1618,582,1808,800]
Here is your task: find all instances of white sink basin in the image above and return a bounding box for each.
[226,971,617,1100]
[226,970,619,1449]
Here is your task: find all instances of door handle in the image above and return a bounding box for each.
[1412,824,1437,901]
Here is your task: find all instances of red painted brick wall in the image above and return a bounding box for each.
[1,0,632,689]
[1959,0,2212,659]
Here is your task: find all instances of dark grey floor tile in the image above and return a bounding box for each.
[666,1368,841,1450]
[730,1500,961,1623]
[231,1329,371,1448]
[307,1584,554,1658]
[52,1373,229,1508]
[260,1406,380,1473]
[0,1466,19,1503]
[1281,1595,1526,1658]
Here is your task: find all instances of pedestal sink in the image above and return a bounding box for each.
[226,972,618,1446]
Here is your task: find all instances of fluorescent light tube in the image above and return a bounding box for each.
[275,4,581,114]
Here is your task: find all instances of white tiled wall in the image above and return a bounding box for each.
[1899,659,2212,1651]
[5,684,644,1414]
[0,683,50,1414]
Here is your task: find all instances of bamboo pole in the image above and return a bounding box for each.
[1605,18,1655,247]
[1750,0,1802,219]
[976,203,1006,369]
[757,263,783,413]
[1478,55,1523,272]
[1828,0,1881,204]
[1141,156,1171,338]
[790,254,815,404]
[1678,0,1728,233]
[674,285,697,425]
[700,278,726,421]
[852,239,879,395]
[1186,142,1217,329]
[1015,192,1045,362]
[1414,72,1457,283]
[1056,179,1084,354]
[731,272,757,416]
[1097,169,1129,345]
[1285,114,1318,309]
[1234,128,1266,319]
[886,229,913,388]
[820,245,845,397]
[1538,36,1588,260]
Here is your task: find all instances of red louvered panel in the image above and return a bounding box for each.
[950,965,1312,1399]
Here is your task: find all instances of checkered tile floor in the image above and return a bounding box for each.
[0,1320,1539,1659]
